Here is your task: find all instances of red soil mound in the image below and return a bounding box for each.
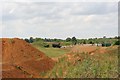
[1,38,55,78]
[0,39,2,78]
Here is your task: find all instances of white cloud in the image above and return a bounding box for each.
[2,2,118,39]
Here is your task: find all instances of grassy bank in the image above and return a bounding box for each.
[36,47,70,58]
[32,43,70,58]
[40,47,118,78]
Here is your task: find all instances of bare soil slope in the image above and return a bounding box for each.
[1,38,55,78]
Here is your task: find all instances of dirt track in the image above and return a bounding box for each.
[1,38,55,78]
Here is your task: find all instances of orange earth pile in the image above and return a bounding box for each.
[1,38,55,78]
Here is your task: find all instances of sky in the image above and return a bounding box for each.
[1,1,118,39]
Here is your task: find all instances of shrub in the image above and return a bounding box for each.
[43,44,50,48]
[114,41,120,45]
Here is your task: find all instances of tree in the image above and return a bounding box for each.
[89,41,94,45]
[114,36,118,39]
[29,37,34,43]
[66,37,71,42]
[72,37,77,45]
[114,41,120,45]
[44,38,50,42]
[52,43,61,48]
[24,38,29,43]
[89,41,93,44]
[83,40,86,44]
[103,36,106,38]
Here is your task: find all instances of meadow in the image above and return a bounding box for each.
[46,47,118,78]
[32,40,119,78]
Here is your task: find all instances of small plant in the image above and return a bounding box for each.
[15,65,22,70]
[58,67,63,77]
[28,74,33,78]
[40,71,46,77]
[44,44,50,48]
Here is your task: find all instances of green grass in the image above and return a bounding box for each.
[32,41,118,78]
[61,42,72,46]
[32,38,72,58]
[65,53,118,78]
[44,48,118,78]
[32,44,70,58]
[38,47,69,58]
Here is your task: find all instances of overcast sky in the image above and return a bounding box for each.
[2,2,118,39]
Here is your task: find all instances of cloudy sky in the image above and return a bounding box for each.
[2,2,118,39]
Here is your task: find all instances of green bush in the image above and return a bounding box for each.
[114,41,120,45]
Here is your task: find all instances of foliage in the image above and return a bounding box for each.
[31,37,118,78]
[24,37,34,43]
[72,37,77,45]
[83,40,86,44]
[114,40,120,45]
[24,36,118,46]
[24,38,29,43]
[44,48,118,78]
[66,37,72,42]
[43,43,50,48]
[102,43,111,47]
[29,37,34,43]
[52,43,61,48]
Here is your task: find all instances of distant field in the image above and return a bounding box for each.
[32,45,71,58]
[32,40,72,58]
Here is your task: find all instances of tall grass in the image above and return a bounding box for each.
[44,48,118,78]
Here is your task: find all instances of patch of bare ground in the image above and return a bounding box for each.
[1,38,55,78]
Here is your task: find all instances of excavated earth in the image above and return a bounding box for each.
[1,38,55,78]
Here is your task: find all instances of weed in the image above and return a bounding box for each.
[40,71,46,77]
[15,65,22,70]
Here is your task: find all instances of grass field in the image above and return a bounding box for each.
[39,46,118,78]
[43,47,118,78]
[32,45,70,58]
[32,41,118,78]
[32,41,72,58]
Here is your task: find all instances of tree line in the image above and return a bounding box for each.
[24,36,120,46]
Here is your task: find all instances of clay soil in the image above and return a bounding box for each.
[1,38,55,78]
